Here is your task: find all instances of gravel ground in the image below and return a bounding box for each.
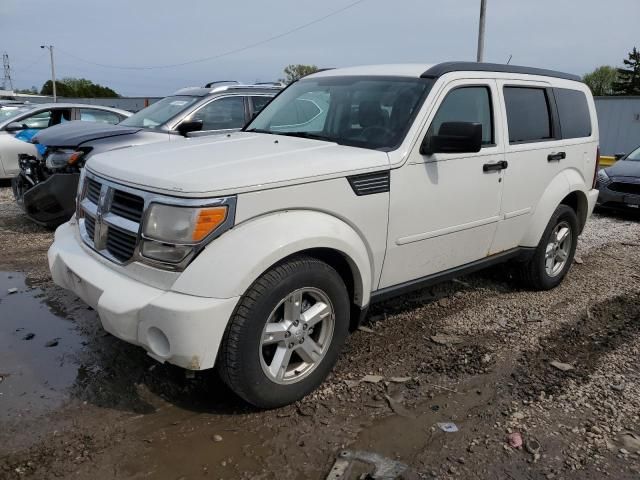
[0,183,639,479]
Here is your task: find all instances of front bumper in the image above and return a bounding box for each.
[13,172,79,227]
[48,222,240,370]
[596,184,640,211]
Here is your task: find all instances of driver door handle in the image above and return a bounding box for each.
[483,160,508,172]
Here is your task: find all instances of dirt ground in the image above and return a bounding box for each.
[1,183,640,480]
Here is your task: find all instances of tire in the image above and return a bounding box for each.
[217,255,350,408]
[519,204,579,291]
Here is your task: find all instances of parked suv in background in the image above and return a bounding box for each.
[12,82,281,227]
[49,63,599,408]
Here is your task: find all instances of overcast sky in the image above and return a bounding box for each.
[1,0,637,97]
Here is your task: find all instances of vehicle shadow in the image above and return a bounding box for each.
[594,207,640,222]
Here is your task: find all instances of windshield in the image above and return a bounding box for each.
[120,95,200,128]
[0,105,34,122]
[627,146,640,161]
[245,76,432,150]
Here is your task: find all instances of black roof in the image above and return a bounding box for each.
[421,62,581,82]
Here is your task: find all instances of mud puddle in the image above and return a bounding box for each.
[0,271,87,418]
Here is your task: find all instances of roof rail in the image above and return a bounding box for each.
[420,62,581,82]
[254,81,286,87]
[203,80,239,88]
[208,84,284,93]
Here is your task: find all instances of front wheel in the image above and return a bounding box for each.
[519,204,579,290]
[217,256,350,408]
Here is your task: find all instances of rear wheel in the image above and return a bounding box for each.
[519,204,578,290]
[217,256,350,408]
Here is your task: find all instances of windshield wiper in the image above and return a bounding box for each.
[244,128,272,134]
[244,129,337,144]
[270,131,336,143]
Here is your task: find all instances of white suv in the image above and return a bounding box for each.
[49,62,600,408]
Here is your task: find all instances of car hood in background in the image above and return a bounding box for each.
[606,160,640,179]
[33,122,145,147]
[87,132,390,196]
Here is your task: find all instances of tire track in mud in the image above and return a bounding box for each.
[511,292,640,400]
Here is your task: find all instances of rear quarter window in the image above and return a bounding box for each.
[504,87,552,143]
[553,88,591,139]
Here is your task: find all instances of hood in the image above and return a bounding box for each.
[33,121,144,147]
[87,132,390,196]
[605,159,640,179]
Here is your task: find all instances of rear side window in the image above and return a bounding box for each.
[504,87,552,143]
[554,88,591,139]
[79,108,122,125]
[250,96,272,114]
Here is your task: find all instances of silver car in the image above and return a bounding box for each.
[0,103,130,178]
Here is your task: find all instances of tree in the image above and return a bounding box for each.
[281,64,319,84]
[15,86,38,94]
[583,66,618,96]
[40,77,119,98]
[612,47,640,96]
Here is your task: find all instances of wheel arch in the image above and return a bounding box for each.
[171,210,374,309]
[521,171,588,247]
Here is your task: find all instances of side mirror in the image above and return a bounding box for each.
[176,119,204,136]
[420,121,483,156]
[614,153,626,161]
[5,122,25,133]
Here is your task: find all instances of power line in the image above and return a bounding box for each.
[56,0,368,71]
[10,52,48,74]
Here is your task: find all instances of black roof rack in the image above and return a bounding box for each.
[420,62,581,82]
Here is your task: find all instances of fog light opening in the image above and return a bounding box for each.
[148,327,170,357]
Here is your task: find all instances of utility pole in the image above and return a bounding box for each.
[476,0,487,63]
[40,45,56,102]
[2,53,13,91]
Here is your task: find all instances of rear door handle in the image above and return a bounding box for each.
[483,160,508,172]
[547,152,566,162]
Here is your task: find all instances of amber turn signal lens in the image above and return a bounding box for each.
[67,151,84,165]
[192,206,227,241]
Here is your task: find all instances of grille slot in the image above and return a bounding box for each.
[609,182,640,196]
[86,179,102,204]
[347,171,390,196]
[111,189,145,223]
[106,226,137,262]
[84,216,96,240]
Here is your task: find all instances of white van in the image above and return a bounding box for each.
[48,62,599,407]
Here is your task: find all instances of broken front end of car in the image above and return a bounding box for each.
[12,148,87,228]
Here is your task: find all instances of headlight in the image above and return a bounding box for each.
[142,203,229,264]
[45,149,85,169]
[596,169,610,186]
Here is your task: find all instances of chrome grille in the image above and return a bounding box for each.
[106,225,138,262]
[86,178,102,204]
[78,172,144,265]
[111,189,144,223]
[84,215,96,240]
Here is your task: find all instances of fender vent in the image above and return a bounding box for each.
[347,171,390,196]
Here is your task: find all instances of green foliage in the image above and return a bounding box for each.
[40,77,119,98]
[14,86,38,94]
[612,47,640,96]
[582,66,618,96]
[281,64,319,84]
